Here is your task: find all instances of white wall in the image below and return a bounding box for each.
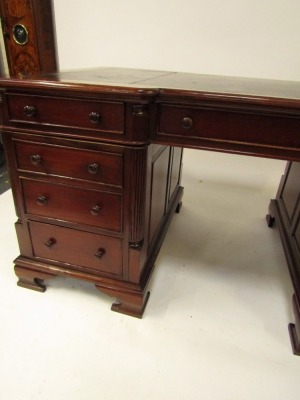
[53,0,300,80]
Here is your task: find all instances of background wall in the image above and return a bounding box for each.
[53,0,300,81]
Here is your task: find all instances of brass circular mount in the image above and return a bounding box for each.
[12,24,28,46]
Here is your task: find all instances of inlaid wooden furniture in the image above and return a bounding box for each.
[0,67,299,354]
[0,0,57,76]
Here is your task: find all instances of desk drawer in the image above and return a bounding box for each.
[29,221,123,276]
[22,179,122,232]
[157,104,300,149]
[15,140,123,187]
[6,94,124,134]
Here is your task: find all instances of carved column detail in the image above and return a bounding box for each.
[127,104,150,142]
[129,146,148,249]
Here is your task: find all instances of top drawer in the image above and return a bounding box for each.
[157,104,300,151]
[5,93,124,135]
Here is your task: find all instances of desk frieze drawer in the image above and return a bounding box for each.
[22,179,122,232]
[6,94,124,134]
[29,221,123,277]
[157,104,300,150]
[15,140,123,187]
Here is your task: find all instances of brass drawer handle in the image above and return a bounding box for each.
[30,154,43,165]
[90,204,102,216]
[182,116,193,129]
[24,105,36,117]
[89,112,101,124]
[88,162,100,175]
[44,238,56,248]
[36,195,48,206]
[95,248,105,258]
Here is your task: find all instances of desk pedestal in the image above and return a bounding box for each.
[267,162,300,355]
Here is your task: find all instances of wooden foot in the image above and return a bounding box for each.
[289,324,300,356]
[266,213,275,228]
[289,294,300,356]
[176,201,183,213]
[14,265,56,293]
[95,285,150,318]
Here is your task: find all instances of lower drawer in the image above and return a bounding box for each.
[29,221,123,276]
[22,179,122,232]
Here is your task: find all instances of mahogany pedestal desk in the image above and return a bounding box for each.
[0,68,300,355]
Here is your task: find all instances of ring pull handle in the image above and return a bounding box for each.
[44,238,56,248]
[89,112,101,124]
[182,116,193,130]
[30,154,43,165]
[90,204,102,216]
[95,248,105,258]
[36,195,48,206]
[24,105,36,117]
[88,162,100,175]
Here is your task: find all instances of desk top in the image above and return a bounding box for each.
[1,67,300,105]
[0,67,299,161]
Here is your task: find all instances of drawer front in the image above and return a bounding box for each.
[22,179,122,232]
[29,221,123,276]
[15,140,123,187]
[6,94,124,134]
[157,104,300,149]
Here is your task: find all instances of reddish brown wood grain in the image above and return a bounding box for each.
[1,67,299,338]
